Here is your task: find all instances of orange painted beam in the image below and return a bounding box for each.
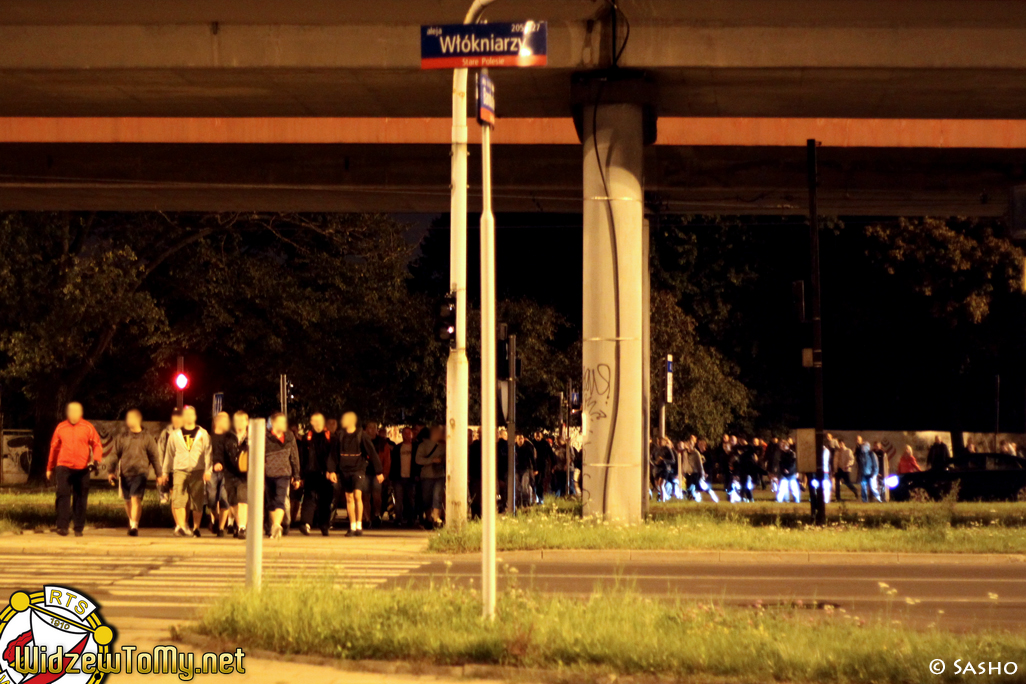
[1,116,1025,148]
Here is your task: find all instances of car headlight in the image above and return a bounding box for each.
[884,475,899,489]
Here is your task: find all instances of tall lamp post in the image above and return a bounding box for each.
[446,0,497,532]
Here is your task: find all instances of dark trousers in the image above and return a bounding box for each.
[300,472,335,529]
[834,470,858,500]
[392,477,416,525]
[55,466,90,532]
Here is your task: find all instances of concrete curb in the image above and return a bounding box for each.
[440,549,1026,565]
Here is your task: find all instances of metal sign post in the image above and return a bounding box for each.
[478,67,497,619]
[212,392,224,423]
[245,418,266,589]
[507,334,517,515]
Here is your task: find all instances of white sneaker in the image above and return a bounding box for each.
[270,524,282,539]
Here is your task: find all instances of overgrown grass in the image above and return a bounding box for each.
[195,581,1026,683]
[430,500,1026,554]
[0,486,172,530]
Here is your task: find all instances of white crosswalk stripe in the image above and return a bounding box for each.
[0,552,429,614]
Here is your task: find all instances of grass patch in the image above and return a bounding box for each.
[195,581,1025,683]
[430,500,1026,554]
[0,486,172,530]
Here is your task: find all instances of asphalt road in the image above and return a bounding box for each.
[0,529,1022,630]
[406,556,1026,629]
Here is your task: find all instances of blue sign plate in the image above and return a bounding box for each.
[421,21,547,69]
[477,73,496,126]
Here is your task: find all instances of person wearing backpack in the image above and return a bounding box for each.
[328,411,382,536]
[213,411,250,539]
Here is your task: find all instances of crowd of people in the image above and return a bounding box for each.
[648,432,958,505]
[44,401,583,538]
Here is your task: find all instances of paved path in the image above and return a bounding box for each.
[0,528,431,622]
[2,529,1025,629]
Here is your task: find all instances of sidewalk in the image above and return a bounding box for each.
[110,618,517,684]
[0,527,431,558]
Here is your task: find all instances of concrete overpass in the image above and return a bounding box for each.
[1,0,1025,215]
[4,0,1026,521]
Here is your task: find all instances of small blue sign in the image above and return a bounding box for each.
[477,73,496,126]
[421,21,547,69]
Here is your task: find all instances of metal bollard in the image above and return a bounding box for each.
[246,418,265,589]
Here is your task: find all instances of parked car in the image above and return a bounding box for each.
[886,452,1026,502]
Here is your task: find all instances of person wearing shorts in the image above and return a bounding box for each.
[213,411,250,539]
[328,411,382,537]
[161,405,212,537]
[106,408,162,536]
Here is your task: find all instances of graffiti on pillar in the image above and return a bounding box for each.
[582,362,612,422]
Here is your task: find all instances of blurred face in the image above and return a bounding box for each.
[171,413,184,429]
[233,413,249,433]
[341,412,357,431]
[182,406,197,428]
[125,410,142,431]
[515,434,525,446]
[402,428,413,442]
[271,415,288,434]
[856,436,863,445]
[498,428,507,440]
[310,414,325,432]
[366,422,378,434]
[431,425,444,442]
[66,403,83,424]
[213,412,230,434]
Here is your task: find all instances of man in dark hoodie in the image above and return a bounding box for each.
[299,412,334,536]
[106,408,162,536]
[264,412,301,539]
[328,411,382,536]
[212,411,250,539]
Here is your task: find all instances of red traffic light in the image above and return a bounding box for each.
[174,372,190,391]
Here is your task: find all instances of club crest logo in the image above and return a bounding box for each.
[0,587,114,684]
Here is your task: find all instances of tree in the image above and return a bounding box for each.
[649,290,750,439]
[0,211,445,478]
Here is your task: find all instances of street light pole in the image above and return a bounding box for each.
[447,0,497,532]
[807,139,827,526]
[478,67,497,618]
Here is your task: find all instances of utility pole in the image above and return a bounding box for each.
[445,0,495,534]
[807,139,827,526]
[506,334,517,514]
[279,374,288,415]
[477,65,498,619]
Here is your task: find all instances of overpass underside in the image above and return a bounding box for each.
[0,141,1019,216]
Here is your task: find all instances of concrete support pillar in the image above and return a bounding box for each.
[581,102,645,524]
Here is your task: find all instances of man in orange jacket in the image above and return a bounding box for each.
[46,402,104,536]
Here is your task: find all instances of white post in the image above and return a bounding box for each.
[479,93,498,619]
[446,0,495,531]
[245,418,265,589]
[581,102,645,524]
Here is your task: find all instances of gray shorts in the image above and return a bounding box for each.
[172,470,205,512]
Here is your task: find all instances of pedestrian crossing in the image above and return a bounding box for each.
[0,551,429,615]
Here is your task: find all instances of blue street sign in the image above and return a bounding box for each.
[421,21,547,69]
[212,392,224,421]
[477,73,496,126]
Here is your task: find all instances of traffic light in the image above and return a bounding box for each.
[437,293,457,346]
[173,372,190,391]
